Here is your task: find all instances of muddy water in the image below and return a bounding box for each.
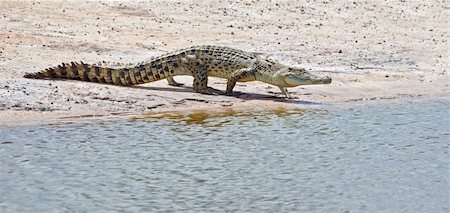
[0,96,448,212]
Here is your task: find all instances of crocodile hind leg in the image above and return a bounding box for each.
[226,68,256,95]
[166,77,184,87]
[188,56,223,95]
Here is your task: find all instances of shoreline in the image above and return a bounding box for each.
[1,88,448,129]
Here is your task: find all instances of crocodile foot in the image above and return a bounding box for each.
[168,82,184,87]
[195,87,224,95]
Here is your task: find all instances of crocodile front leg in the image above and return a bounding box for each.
[278,86,293,99]
[226,68,256,95]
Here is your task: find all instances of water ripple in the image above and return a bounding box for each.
[0,97,448,212]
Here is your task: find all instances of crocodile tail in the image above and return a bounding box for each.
[24,62,151,86]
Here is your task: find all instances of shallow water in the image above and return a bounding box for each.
[0,97,449,212]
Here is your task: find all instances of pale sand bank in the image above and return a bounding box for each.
[0,0,448,126]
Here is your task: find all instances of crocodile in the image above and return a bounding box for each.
[24,45,332,98]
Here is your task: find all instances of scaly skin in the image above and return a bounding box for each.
[24,45,332,98]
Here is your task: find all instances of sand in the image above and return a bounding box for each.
[0,0,448,127]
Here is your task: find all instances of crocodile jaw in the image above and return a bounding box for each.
[284,75,332,87]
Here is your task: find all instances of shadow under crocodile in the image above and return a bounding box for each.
[132,85,322,105]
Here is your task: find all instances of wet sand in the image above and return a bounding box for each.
[0,0,448,126]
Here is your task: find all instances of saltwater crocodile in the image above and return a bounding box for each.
[24,45,332,98]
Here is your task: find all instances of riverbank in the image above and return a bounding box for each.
[0,0,448,126]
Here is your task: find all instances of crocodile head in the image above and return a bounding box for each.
[277,67,332,87]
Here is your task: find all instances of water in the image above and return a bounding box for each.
[0,97,448,212]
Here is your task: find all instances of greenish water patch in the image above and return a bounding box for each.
[132,107,315,127]
[0,96,448,212]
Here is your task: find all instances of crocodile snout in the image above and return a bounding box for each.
[310,75,332,85]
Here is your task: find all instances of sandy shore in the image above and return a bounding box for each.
[0,0,448,126]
